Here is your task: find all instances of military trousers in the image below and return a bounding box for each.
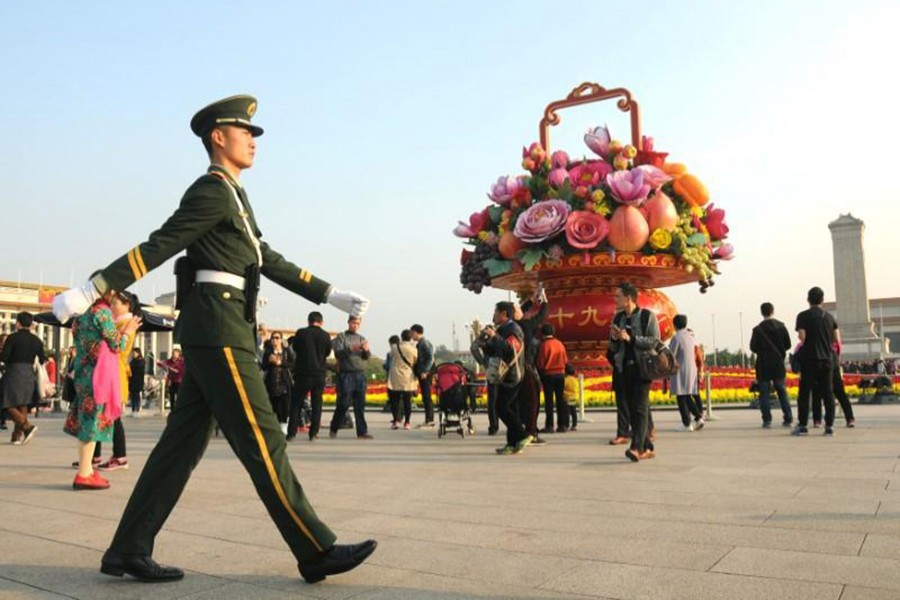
[108,345,336,562]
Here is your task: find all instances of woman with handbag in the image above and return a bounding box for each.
[0,312,45,445]
[387,330,418,430]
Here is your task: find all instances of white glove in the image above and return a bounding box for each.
[326,287,370,317]
[52,280,101,323]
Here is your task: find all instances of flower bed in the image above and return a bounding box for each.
[323,371,900,408]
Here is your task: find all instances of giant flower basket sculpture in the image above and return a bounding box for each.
[455,83,733,368]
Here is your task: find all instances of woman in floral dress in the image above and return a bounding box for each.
[65,292,140,490]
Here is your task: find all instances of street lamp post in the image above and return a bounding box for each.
[711,313,718,367]
[739,311,745,369]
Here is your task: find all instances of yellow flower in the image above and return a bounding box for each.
[648,228,673,250]
[623,144,637,159]
[594,199,612,216]
[591,189,606,203]
[477,231,491,242]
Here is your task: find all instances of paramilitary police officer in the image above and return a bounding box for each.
[52,95,377,584]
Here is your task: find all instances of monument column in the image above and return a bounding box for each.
[828,214,887,360]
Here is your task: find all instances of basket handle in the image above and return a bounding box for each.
[539,82,641,152]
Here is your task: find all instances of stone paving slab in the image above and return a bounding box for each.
[2,404,900,599]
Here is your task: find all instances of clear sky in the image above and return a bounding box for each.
[2,1,898,357]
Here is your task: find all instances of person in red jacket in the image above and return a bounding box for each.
[535,324,569,433]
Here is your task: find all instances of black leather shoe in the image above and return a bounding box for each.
[298,540,377,583]
[100,550,184,582]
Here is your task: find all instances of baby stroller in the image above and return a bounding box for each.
[434,362,475,438]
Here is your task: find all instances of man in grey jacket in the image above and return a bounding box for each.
[330,316,372,439]
[609,283,661,462]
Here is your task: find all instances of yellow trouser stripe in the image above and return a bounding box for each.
[223,347,323,552]
[133,246,148,277]
[126,250,142,281]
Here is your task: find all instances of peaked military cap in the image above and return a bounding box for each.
[190,94,264,137]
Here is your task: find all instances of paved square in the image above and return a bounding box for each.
[2,404,899,599]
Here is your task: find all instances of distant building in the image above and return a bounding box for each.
[0,279,175,359]
[822,297,898,359]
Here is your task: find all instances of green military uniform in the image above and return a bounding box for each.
[101,95,337,563]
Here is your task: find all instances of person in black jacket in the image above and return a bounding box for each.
[483,302,530,455]
[749,302,793,428]
[129,348,146,416]
[793,287,841,437]
[515,293,548,444]
[290,312,333,441]
[410,324,435,427]
[0,312,45,445]
[263,332,295,436]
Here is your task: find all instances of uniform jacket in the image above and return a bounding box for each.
[98,165,331,352]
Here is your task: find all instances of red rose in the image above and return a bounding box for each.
[565,210,609,250]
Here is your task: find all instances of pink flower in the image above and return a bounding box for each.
[548,168,569,188]
[635,165,672,190]
[513,200,571,243]
[713,243,734,260]
[704,204,729,240]
[551,150,570,169]
[453,208,490,238]
[565,210,610,250]
[584,125,611,157]
[568,160,612,188]
[606,169,651,206]
[487,175,526,207]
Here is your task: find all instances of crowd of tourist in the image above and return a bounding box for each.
[0,284,893,469]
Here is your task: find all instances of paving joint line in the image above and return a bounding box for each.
[704,546,736,573]
[0,574,77,599]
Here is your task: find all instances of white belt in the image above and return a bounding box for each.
[196,270,245,289]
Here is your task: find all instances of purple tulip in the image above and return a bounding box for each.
[606,169,651,207]
[513,200,571,243]
[584,125,611,157]
[548,167,569,189]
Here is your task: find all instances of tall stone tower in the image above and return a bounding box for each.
[828,214,887,360]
